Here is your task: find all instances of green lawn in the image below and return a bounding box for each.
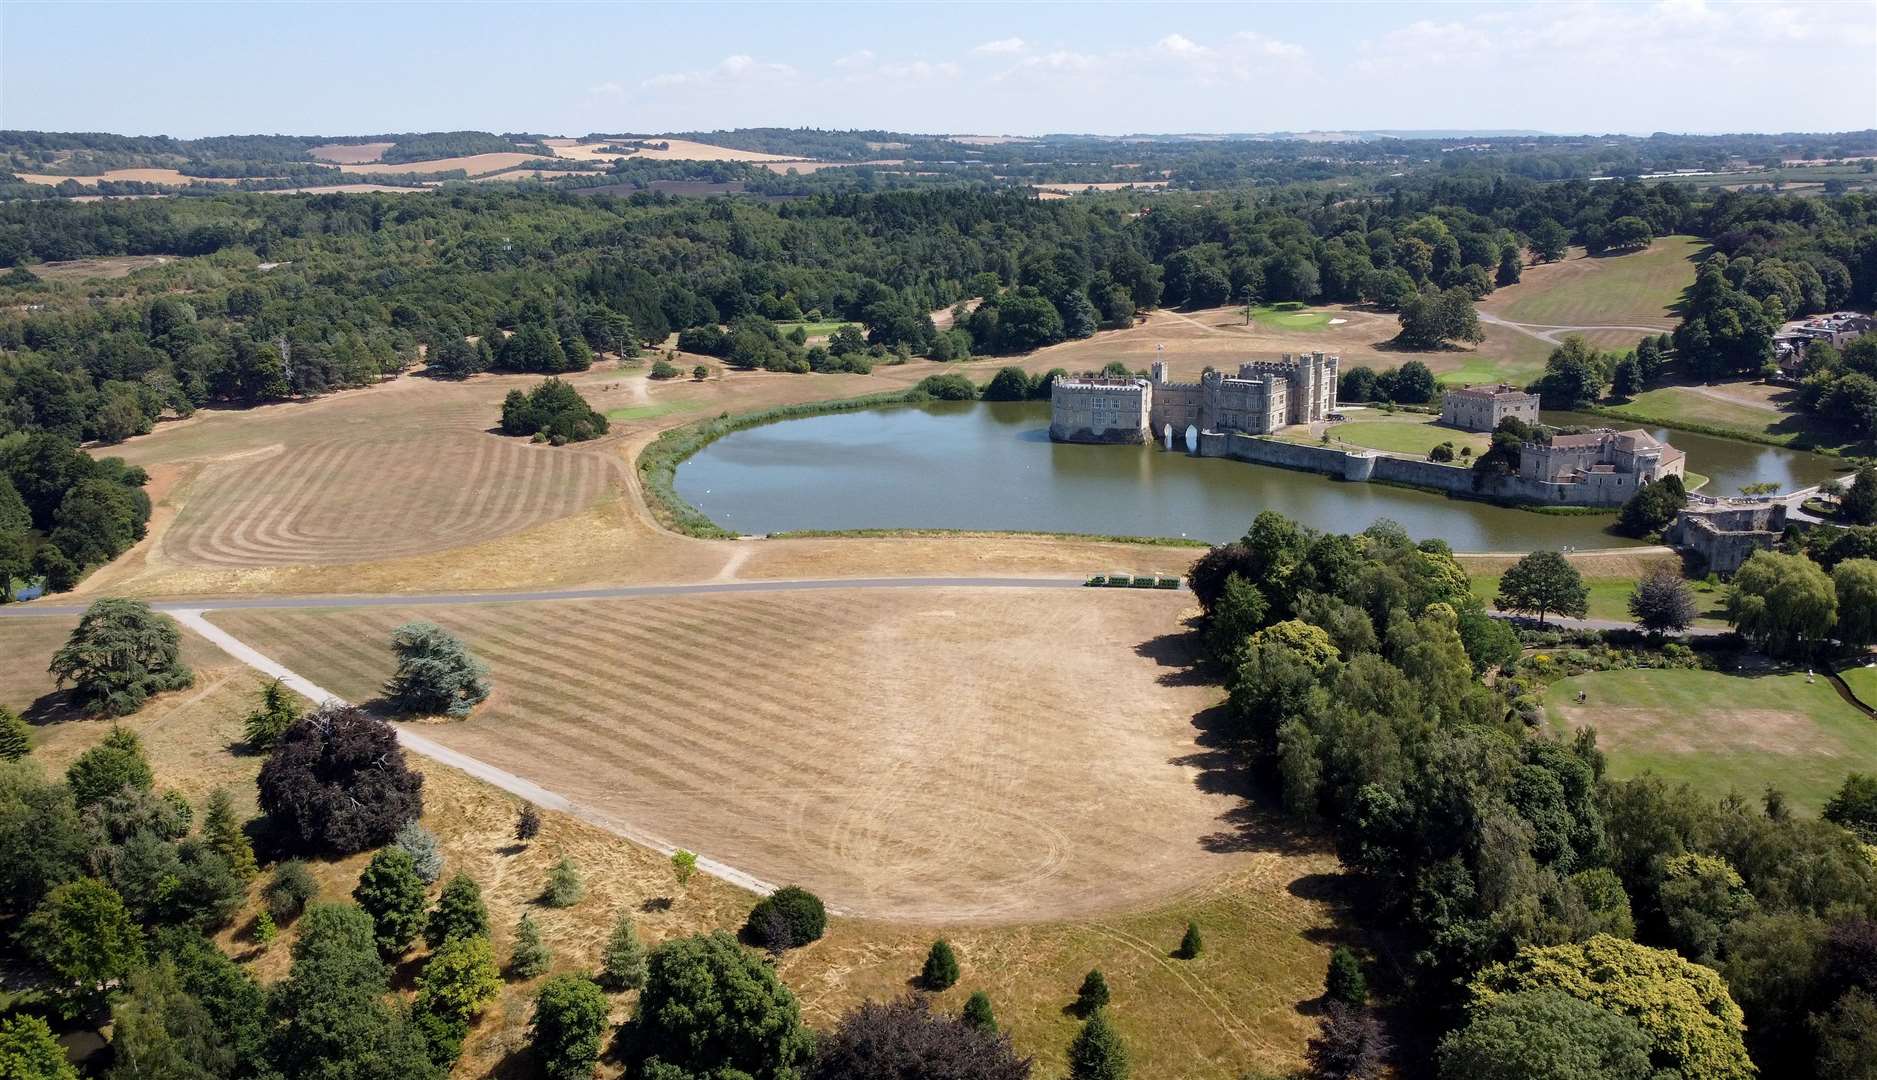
[1839,663,1877,711]
[1248,302,1332,332]
[606,401,696,422]
[1545,668,1877,813]
[773,320,850,339]
[1588,385,1859,452]
[1468,573,1728,627]
[1492,236,1704,328]
[1317,414,1491,458]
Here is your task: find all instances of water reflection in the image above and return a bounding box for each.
[677,402,1839,550]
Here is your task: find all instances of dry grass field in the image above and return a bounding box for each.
[0,625,1338,1080]
[20,255,175,281]
[306,141,394,163]
[545,138,811,164]
[339,153,553,177]
[210,587,1260,923]
[1032,182,1170,194]
[14,169,244,186]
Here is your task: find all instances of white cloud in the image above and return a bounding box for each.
[833,49,875,70]
[1156,33,1211,57]
[587,80,625,100]
[643,54,798,89]
[973,36,1027,55]
[1234,31,1306,59]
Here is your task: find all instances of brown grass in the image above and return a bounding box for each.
[15,170,244,187]
[19,255,175,282]
[209,588,1266,924]
[340,154,552,177]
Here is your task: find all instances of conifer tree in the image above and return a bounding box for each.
[515,803,541,843]
[1075,969,1110,1015]
[1326,946,1368,1006]
[425,873,489,949]
[201,787,256,881]
[921,939,960,990]
[509,914,550,979]
[961,990,997,1032]
[542,857,582,908]
[1177,921,1203,959]
[597,912,647,991]
[0,705,30,761]
[353,847,428,955]
[243,679,300,752]
[1068,1008,1129,1080]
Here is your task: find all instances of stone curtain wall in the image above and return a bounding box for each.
[1198,433,1636,507]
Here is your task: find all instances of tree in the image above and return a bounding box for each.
[1496,246,1523,287]
[982,367,1033,402]
[962,990,998,1033]
[498,378,608,444]
[1325,946,1367,1006]
[1657,853,1755,965]
[598,912,648,991]
[1305,1004,1388,1080]
[269,903,441,1080]
[1204,573,1268,664]
[1495,551,1588,625]
[745,885,825,950]
[1725,550,1837,658]
[1067,1009,1128,1080]
[1175,921,1203,959]
[242,680,300,752]
[382,622,489,718]
[648,358,679,379]
[108,956,233,1080]
[1843,468,1877,525]
[0,706,30,761]
[353,847,429,955]
[922,939,960,990]
[1628,566,1698,634]
[1075,969,1110,1015]
[1438,989,1653,1080]
[1610,354,1644,399]
[414,934,500,1024]
[1530,221,1570,263]
[0,1014,76,1080]
[1456,609,1519,674]
[1824,774,1877,843]
[201,787,256,882]
[1616,475,1686,538]
[509,913,550,979]
[1381,360,1437,404]
[815,994,1031,1080]
[64,725,152,808]
[515,803,541,843]
[1602,217,1654,252]
[265,861,318,924]
[624,931,815,1079]
[1535,337,1611,409]
[424,873,488,948]
[1812,989,1877,1080]
[258,703,423,856]
[395,822,443,884]
[48,599,193,717]
[1833,558,1877,647]
[1469,934,1752,1080]
[22,877,143,1003]
[670,848,696,889]
[542,857,582,908]
[1397,288,1484,350]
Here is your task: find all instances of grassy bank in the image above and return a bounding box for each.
[768,527,1211,548]
[1575,392,1855,456]
[638,388,935,538]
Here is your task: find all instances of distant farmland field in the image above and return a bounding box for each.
[306,141,394,163]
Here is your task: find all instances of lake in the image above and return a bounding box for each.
[675,402,1842,551]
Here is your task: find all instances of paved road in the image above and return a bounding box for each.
[1479,311,1671,346]
[1501,613,1728,637]
[0,575,1095,619]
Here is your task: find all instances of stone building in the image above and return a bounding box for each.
[1049,352,1338,444]
[1440,384,1540,432]
[1518,428,1686,505]
[1664,500,1788,574]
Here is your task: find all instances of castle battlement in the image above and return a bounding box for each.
[1050,352,1339,444]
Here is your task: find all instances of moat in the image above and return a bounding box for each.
[674,401,1842,551]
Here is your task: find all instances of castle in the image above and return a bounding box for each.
[1518,428,1686,503]
[1441,384,1539,433]
[1049,352,1339,444]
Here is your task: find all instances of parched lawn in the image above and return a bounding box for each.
[1486,237,1705,329]
[1316,413,1491,458]
[1545,668,1877,812]
[1468,572,1728,627]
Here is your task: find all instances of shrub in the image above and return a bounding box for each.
[414,934,500,1024]
[382,622,489,718]
[257,703,423,856]
[1075,968,1110,1015]
[1326,946,1367,1005]
[816,994,1030,1080]
[515,803,541,842]
[265,860,318,923]
[915,373,977,400]
[670,848,697,889]
[65,725,152,808]
[542,857,583,908]
[745,885,826,950]
[395,822,444,884]
[650,359,680,380]
[961,990,998,1032]
[623,931,814,1077]
[1176,921,1203,959]
[691,363,708,380]
[921,939,960,990]
[48,599,193,717]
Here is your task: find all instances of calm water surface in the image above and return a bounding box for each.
[676,402,1842,551]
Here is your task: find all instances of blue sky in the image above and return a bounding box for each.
[3,1,1872,138]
